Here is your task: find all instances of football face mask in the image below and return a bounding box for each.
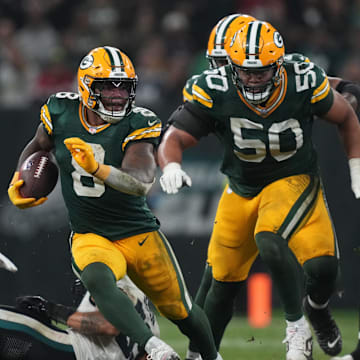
[228,20,285,105]
[91,79,136,119]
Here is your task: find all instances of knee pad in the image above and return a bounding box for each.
[303,256,338,281]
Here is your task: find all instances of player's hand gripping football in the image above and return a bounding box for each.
[8,172,47,209]
[64,137,98,174]
[160,162,192,194]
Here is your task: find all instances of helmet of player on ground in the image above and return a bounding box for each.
[228,20,285,105]
[77,46,138,124]
[206,13,256,69]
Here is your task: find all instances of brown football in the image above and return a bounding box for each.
[19,151,59,199]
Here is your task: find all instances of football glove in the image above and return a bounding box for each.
[349,158,360,199]
[0,252,17,272]
[8,171,47,209]
[64,137,98,174]
[160,162,192,194]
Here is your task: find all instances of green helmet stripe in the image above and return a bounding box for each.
[246,21,262,59]
[104,46,124,67]
[214,14,241,50]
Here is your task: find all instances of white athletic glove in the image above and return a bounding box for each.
[349,158,360,199]
[160,162,192,194]
[0,252,17,272]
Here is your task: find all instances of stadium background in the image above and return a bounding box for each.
[0,0,360,315]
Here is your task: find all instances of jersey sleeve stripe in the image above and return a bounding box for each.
[122,124,162,151]
[183,87,193,102]
[311,77,330,103]
[40,105,53,135]
[192,84,213,108]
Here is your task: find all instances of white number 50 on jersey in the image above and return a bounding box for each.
[230,117,304,162]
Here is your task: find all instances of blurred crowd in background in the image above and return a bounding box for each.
[1,0,360,120]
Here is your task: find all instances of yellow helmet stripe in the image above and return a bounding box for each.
[214,14,240,49]
[122,124,162,151]
[311,77,330,103]
[40,104,53,135]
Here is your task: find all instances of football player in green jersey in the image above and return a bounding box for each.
[7,46,223,360]
[181,15,360,360]
[158,20,360,360]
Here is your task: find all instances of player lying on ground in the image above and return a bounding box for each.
[0,275,158,360]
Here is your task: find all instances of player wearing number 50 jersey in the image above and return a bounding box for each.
[7,46,223,360]
[158,20,360,360]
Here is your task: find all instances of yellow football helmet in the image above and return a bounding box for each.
[228,20,285,104]
[77,46,138,124]
[206,13,256,69]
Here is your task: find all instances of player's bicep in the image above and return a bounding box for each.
[322,90,355,125]
[162,125,198,150]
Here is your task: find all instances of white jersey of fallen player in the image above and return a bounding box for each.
[68,275,160,360]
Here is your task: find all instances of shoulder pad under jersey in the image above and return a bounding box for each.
[190,66,230,110]
[122,106,162,151]
[40,92,81,136]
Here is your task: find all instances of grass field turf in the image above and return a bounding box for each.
[157,309,359,359]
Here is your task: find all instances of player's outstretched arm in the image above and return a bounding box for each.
[157,125,197,194]
[67,311,119,336]
[322,91,360,198]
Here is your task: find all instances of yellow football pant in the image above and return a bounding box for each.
[71,230,192,320]
[208,174,337,282]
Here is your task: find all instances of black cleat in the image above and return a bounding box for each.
[303,296,342,356]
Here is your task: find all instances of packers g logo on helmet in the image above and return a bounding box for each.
[206,13,256,69]
[77,46,138,124]
[228,20,285,105]
[273,31,284,48]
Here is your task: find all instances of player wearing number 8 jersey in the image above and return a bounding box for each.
[7,46,223,360]
[158,20,360,360]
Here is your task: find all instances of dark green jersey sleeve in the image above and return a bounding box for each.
[307,63,334,116]
[183,74,200,102]
[122,106,162,151]
[40,92,81,136]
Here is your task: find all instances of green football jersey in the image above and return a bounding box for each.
[40,92,161,240]
[188,59,334,197]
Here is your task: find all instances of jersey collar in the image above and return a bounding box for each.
[78,103,111,134]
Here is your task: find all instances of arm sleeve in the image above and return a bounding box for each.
[171,101,217,139]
